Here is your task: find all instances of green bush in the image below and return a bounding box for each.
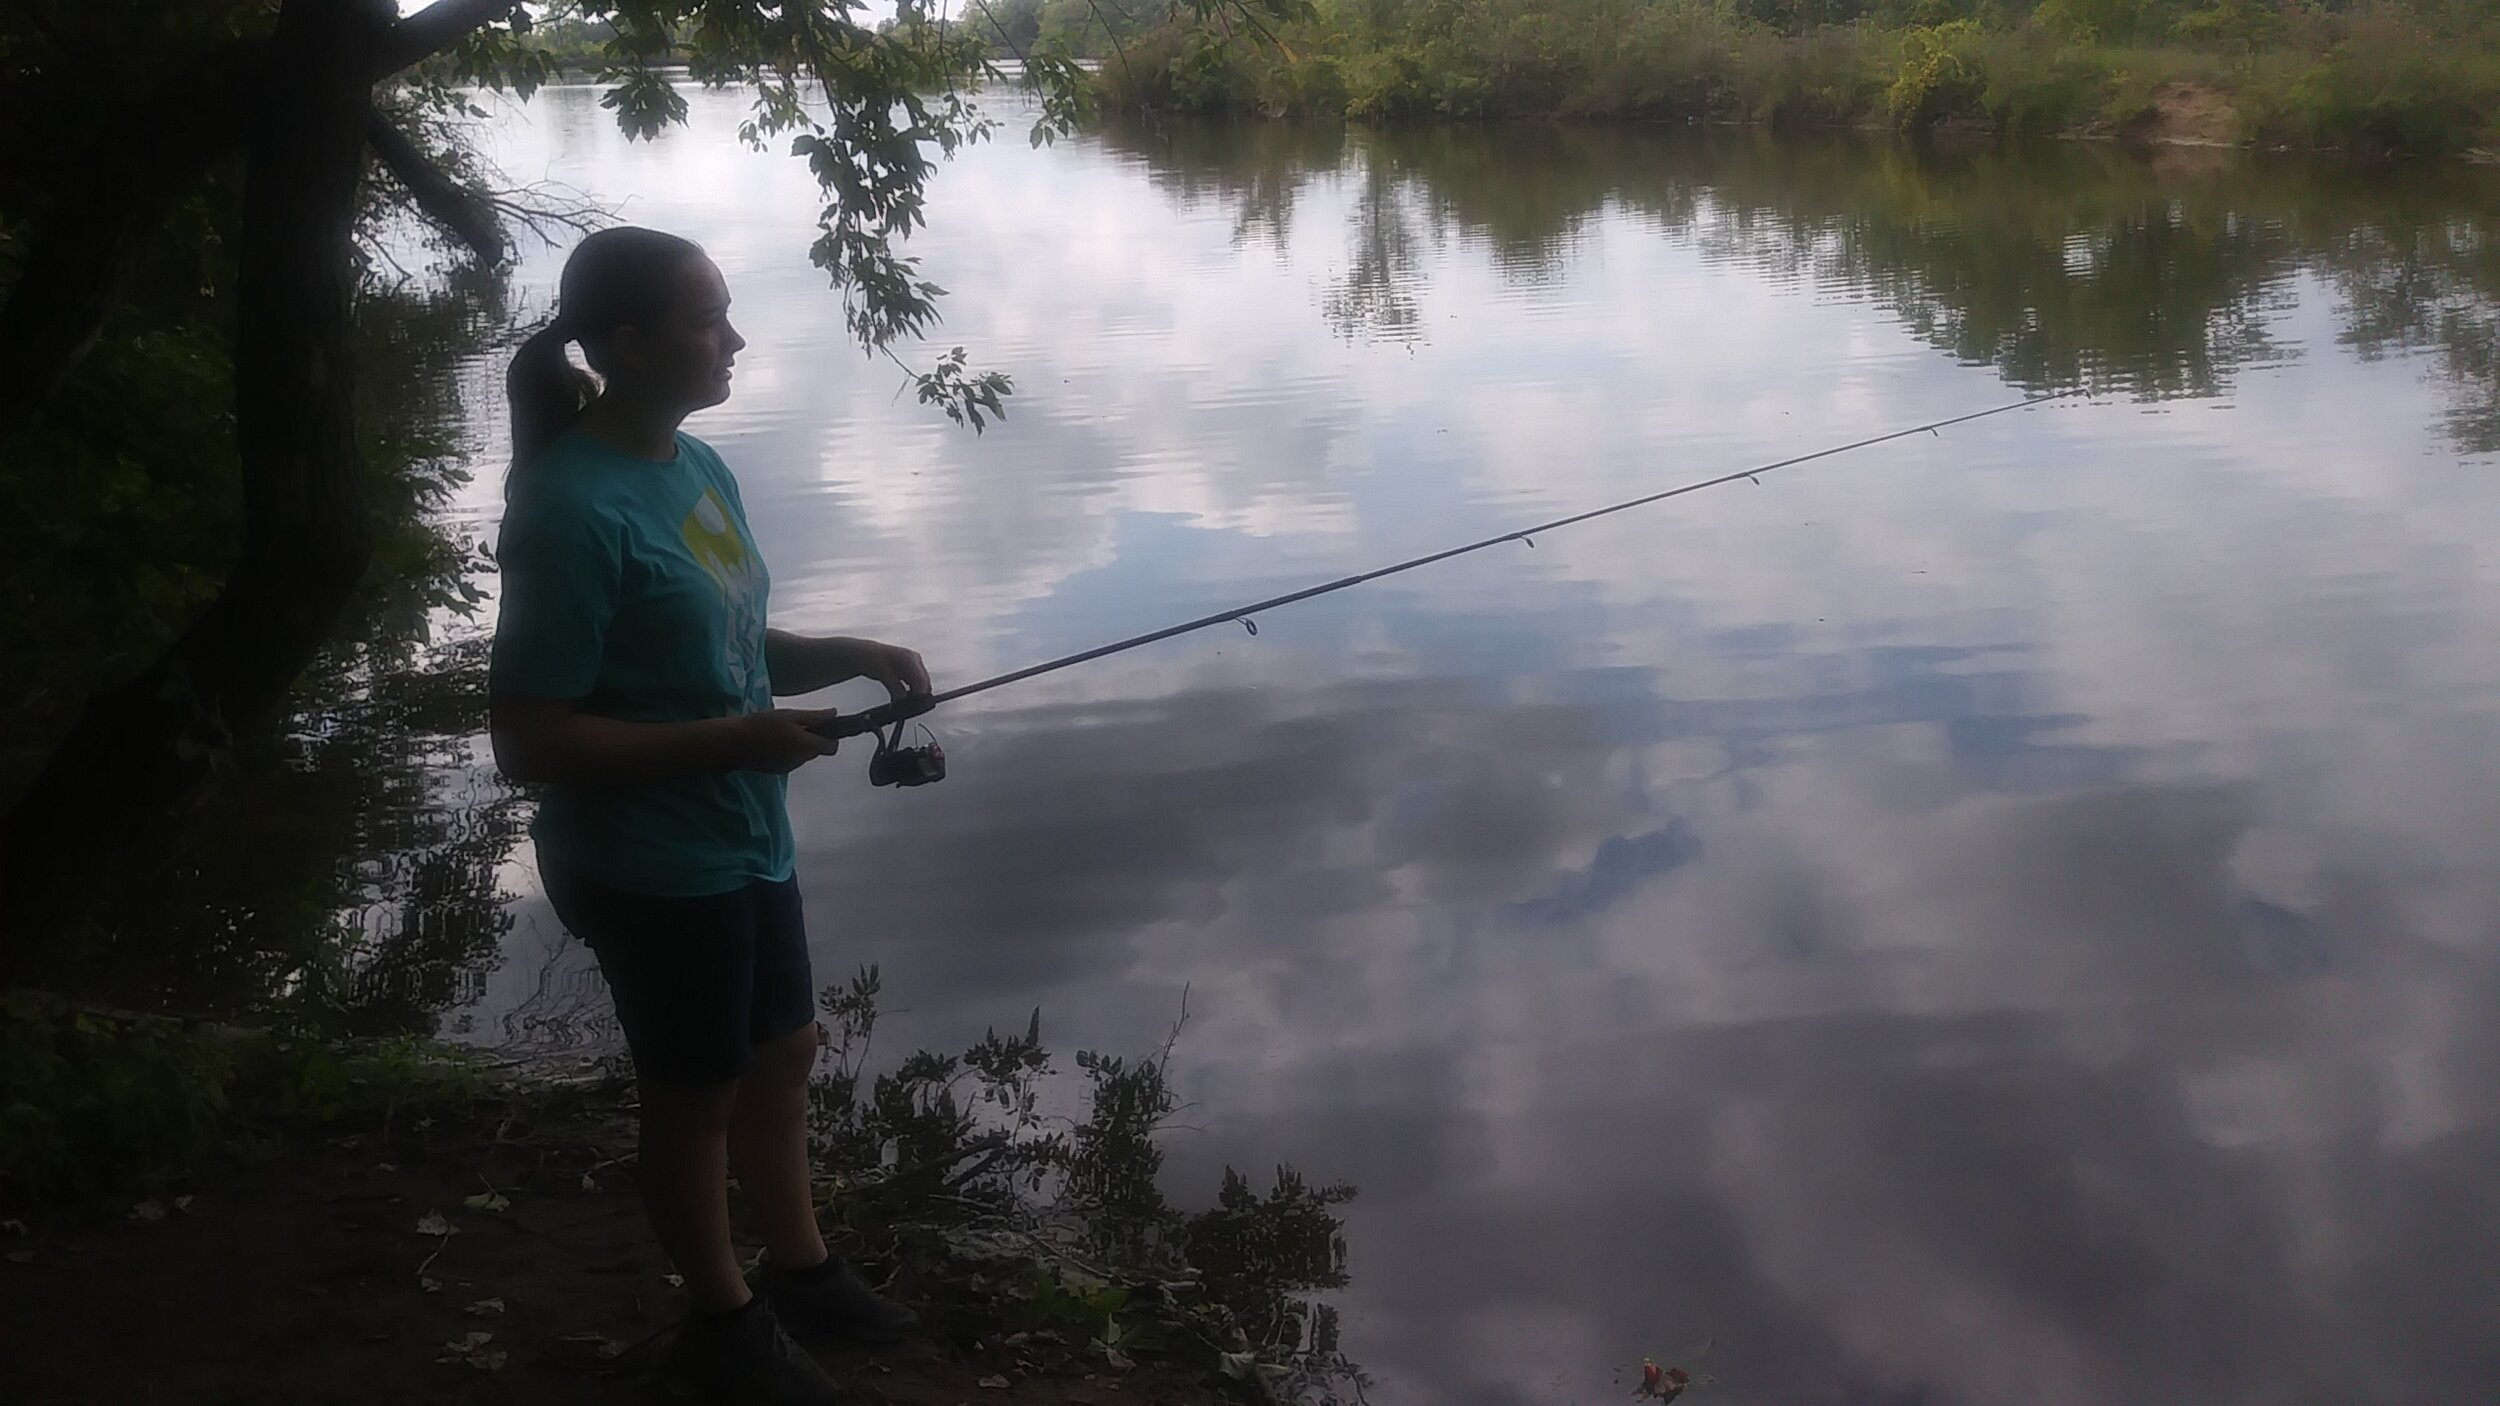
[0,1002,234,1200]
[2244,10,2500,153]
[1887,18,1990,125]
[1978,28,2109,133]
[0,995,487,1204]
[1750,27,1887,127]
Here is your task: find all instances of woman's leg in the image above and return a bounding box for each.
[729,1021,831,1271]
[638,1079,752,1314]
[544,867,771,1315]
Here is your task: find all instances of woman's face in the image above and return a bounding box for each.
[603,255,747,413]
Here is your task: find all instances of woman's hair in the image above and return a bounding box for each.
[505,225,706,480]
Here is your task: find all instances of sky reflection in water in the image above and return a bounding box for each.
[447,85,2500,1404]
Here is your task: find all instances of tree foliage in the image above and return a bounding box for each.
[1100,0,2500,153]
[407,0,1149,415]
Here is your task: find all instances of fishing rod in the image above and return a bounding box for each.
[817,388,2084,780]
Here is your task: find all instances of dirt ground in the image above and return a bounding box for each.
[0,1098,1222,1406]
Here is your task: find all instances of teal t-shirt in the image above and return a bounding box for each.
[488,428,793,897]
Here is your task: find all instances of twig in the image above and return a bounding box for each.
[967,1,1035,71]
[1083,0,1137,88]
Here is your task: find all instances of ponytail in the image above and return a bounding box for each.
[503,225,708,490]
[505,318,598,483]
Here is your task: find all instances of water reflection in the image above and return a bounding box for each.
[1108,119,2500,453]
[425,86,2500,1404]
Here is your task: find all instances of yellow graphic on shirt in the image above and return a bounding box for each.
[680,486,768,701]
[680,488,756,595]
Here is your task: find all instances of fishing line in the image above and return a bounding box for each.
[825,387,2083,748]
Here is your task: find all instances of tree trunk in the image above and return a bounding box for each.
[0,0,388,970]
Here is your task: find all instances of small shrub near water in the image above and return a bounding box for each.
[1885,19,1990,127]
[802,966,1365,1393]
[0,994,488,1203]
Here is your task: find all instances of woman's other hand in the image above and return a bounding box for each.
[762,630,932,700]
[849,640,931,701]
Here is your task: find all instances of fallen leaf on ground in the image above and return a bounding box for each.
[419,1276,443,1293]
[662,1273,684,1288]
[438,1330,506,1371]
[464,1297,505,1316]
[413,1211,459,1237]
[462,1190,511,1214]
[129,1201,167,1222]
[978,1377,1011,1390]
[377,1163,397,1174]
[579,1173,598,1192]
[172,1195,194,1213]
[1102,1347,1134,1372]
[1,1219,26,1236]
[7,1251,34,1265]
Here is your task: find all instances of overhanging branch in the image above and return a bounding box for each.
[366,107,508,264]
[380,0,527,73]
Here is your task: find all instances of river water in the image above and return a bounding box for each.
[423,83,2500,1405]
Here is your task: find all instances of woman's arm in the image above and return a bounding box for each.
[763,630,933,699]
[489,695,841,787]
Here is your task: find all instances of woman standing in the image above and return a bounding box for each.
[491,227,920,1405]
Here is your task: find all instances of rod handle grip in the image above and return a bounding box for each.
[807,691,937,741]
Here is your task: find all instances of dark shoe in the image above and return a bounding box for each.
[660,1298,841,1404]
[758,1255,920,1344]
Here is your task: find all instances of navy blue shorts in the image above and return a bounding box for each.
[543,866,818,1086]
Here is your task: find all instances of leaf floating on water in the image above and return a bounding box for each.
[462,1190,511,1214]
[464,1297,505,1316]
[414,1211,459,1238]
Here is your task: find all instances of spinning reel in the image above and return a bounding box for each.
[810,692,946,789]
